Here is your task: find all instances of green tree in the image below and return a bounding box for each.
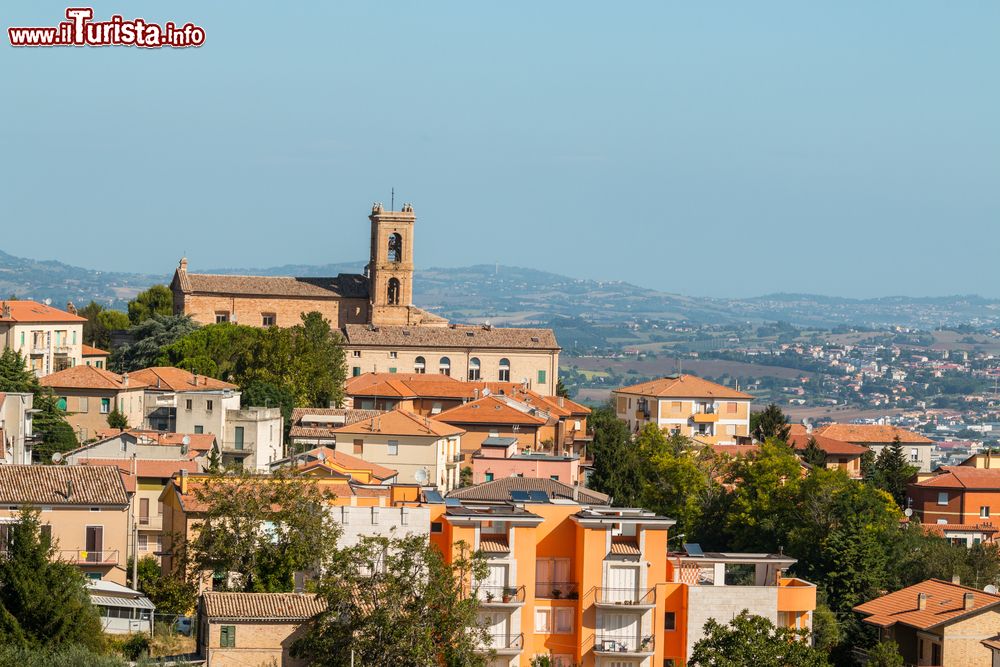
[460,466,473,487]
[128,556,196,616]
[78,301,128,350]
[0,510,103,650]
[810,603,841,654]
[750,404,791,442]
[240,380,295,429]
[801,436,826,469]
[110,314,200,372]
[865,641,904,667]
[555,377,570,398]
[687,610,829,666]
[868,436,917,506]
[0,348,39,394]
[127,285,173,325]
[290,312,348,407]
[106,408,129,430]
[187,470,341,592]
[587,406,642,506]
[30,393,79,463]
[293,535,490,667]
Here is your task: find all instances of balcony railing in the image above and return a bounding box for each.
[452,452,464,463]
[221,441,255,454]
[138,515,163,531]
[595,587,656,606]
[477,585,525,605]
[480,633,523,653]
[58,549,119,565]
[594,635,655,654]
[535,581,579,599]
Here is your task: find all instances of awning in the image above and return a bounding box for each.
[91,595,155,610]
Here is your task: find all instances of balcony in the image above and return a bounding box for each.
[53,345,72,355]
[58,549,119,565]
[221,441,255,454]
[594,634,654,657]
[692,412,718,423]
[478,633,523,655]
[595,587,656,609]
[477,585,525,606]
[138,515,163,531]
[535,581,579,600]
[31,345,47,355]
[778,577,817,612]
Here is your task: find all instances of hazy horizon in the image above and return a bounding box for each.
[3,2,998,298]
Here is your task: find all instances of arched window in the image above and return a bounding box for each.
[387,278,401,305]
[387,233,403,262]
[468,357,481,381]
[439,357,451,376]
[414,356,426,374]
[498,358,511,382]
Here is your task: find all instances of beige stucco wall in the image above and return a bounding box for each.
[54,387,145,442]
[1,321,83,376]
[613,393,751,445]
[341,431,461,491]
[940,608,1000,666]
[0,504,129,584]
[202,619,313,667]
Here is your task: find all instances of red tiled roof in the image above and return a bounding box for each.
[81,344,108,357]
[287,446,397,482]
[478,536,510,553]
[610,537,641,555]
[332,408,464,438]
[615,374,753,400]
[346,373,472,399]
[711,444,760,458]
[788,432,868,457]
[76,457,201,479]
[343,324,559,351]
[925,522,1000,536]
[855,579,1000,630]
[130,367,238,392]
[912,466,1000,490]
[0,465,129,506]
[202,592,327,620]
[815,424,933,445]
[40,365,148,391]
[0,300,86,323]
[436,395,548,426]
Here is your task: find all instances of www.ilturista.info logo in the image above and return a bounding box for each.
[8,8,205,48]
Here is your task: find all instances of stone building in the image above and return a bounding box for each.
[170,203,561,395]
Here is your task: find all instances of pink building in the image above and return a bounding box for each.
[471,436,580,484]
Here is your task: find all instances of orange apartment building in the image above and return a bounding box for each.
[907,465,1000,547]
[429,488,816,667]
[0,465,131,585]
[612,375,753,446]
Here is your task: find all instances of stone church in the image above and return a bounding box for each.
[170,203,561,394]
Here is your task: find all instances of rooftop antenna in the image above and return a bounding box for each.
[391,187,394,211]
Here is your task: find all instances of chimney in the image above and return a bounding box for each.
[122,372,129,388]
[180,469,188,494]
[964,592,975,610]
[191,373,198,387]
[917,592,927,610]
[179,257,188,272]
[66,301,77,315]
[293,571,305,594]
[952,573,962,586]
[558,397,565,407]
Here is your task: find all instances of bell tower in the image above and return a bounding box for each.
[366,202,415,325]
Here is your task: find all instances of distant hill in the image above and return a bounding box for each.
[1,249,997,332]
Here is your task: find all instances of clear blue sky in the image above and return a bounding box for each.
[2,2,998,298]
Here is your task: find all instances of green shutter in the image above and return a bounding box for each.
[537,370,547,385]
[220,625,236,647]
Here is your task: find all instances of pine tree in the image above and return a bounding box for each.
[868,436,915,507]
[588,406,643,506]
[106,407,129,430]
[802,436,827,468]
[751,404,791,442]
[0,349,39,394]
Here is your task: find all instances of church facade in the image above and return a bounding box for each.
[170,203,561,394]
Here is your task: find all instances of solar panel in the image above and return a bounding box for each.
[510,490,531,502]
[444,497,462,507]
[423,490,444,504]
[527,490,550,503]
[683,543,704,557]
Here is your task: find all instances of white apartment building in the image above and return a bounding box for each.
[0,301,85,376]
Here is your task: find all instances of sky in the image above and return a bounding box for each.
[2,2,998,298]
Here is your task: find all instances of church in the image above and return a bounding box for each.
[170,203,561,395]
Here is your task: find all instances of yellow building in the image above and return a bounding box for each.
[613,374,753,445]
[0,300,86,376]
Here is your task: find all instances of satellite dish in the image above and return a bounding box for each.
[986,585,998,594]
[904,508,913,517]
[43,298,51,306]
[51,452,63,463]
[414,468,429,485]
[317,452,326,463]
[182,435,191,446]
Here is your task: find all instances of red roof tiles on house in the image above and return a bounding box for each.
[81,344,109,357]
[436,395,548,426]
[130,367,238,392]
[815,424,933,445]
[332,408,464,438]
[40,365,147,391]
[0,465,129,506]
[911,466,1000,490]
[201,592,327,620]
[0,300,87,323]
[787,432,869,457]
[855,579,1000,630]
[615,374,753,400]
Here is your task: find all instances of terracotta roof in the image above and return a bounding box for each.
[0,465,129,506]
[175,271,368,300]
[982,636,1000,652]
[0,300,86,323]
[40,365,148,391]
[447,477,609,504]
[815,424,933,444]
[289,408,385,439]
[478,536,510,553]
[76,457,201,479]
[201,592,327,620]
[912,466,1000,490]
[854,579,1000,630]
[81,344,108,357]
[332,408,464,438]
[711,444,761,457]
[86,430,217,455]
[346,373,472,399]
[615,374,753,400]
[610,537,641,556]
[280,446,397,482]
[436,396,548,426]
[788,432,869,457]
[130,367,238,392]
[343,324,560,350]
[925,522,1000,536]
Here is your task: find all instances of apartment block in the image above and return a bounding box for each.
[0,300,86,376]
[815,423,935,473]
[0,391,34,464]
[40,366,147,443]
[613,374,752,445]
[907,465,1000,546]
